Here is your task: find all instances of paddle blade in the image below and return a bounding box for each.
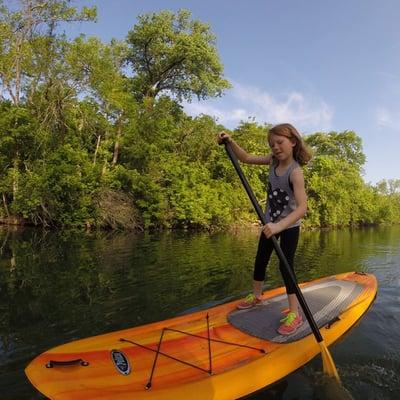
[319,341,340,381]
[314,375,354,400]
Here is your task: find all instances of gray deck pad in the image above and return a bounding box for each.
[228,278,364,343]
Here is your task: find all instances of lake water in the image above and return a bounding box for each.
[0,225,399,399]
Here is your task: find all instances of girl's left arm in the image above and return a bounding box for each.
[262,168,307,238]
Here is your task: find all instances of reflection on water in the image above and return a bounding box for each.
[0,225,399,399]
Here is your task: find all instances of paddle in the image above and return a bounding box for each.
[220,138,340,381]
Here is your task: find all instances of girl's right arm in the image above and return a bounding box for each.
[217,132,271,165]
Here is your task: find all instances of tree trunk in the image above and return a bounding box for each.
[12,154,19,201]
[112,122,122,166]
[101,159,108,177]
[93,134,101,165]
[2,193,10,217]
[13,33,23,106]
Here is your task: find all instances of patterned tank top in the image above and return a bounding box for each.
[266,161,300,228]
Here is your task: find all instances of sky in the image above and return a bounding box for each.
[66,0,400,184]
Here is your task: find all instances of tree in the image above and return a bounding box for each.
[0,102,40,213]
[375,179,400,195]
[306,131,366,171]
[66,36,134,167]
[125,9,231,101]
[305,156,363,227]
[0,0,96,105]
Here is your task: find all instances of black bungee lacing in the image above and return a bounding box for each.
[119,313,266,390]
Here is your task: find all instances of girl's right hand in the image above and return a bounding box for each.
[217,131,231,144]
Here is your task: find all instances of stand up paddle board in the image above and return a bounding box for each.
[25,271,377,400]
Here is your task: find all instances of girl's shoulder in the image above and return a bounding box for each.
[287,160,301,176]
[289,166,305,189]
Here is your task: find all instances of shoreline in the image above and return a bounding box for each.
[0,217,392,234]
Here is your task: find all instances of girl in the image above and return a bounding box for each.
[218,123,312,335]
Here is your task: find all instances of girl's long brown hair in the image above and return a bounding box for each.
[268,123,312,166]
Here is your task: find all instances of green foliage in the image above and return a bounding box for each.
[305,156,364,227]
[0,102,40,164]
[0,0,97,105]
[39,144,99,226]
[126,9,231,101]
[6,144,100,227]
[159,155,234,229]
[306,131,366,171]
[0,3,398,230]
[371,181,400,224]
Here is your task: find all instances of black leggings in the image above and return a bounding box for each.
[253,226,300,294]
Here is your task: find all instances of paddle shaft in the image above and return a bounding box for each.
[222,140,324,343]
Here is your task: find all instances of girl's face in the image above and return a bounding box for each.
[268,133,295,161]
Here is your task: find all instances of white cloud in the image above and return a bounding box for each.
[183,82,333,131]
[376,107,396,129]
[183,102,248,124]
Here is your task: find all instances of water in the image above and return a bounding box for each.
[0,225,399,399]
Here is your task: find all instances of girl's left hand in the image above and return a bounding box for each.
[262,223,281,238]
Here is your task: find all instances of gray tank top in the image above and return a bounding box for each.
[266,161,301,228]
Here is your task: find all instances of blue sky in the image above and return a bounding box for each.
[68,0,400,184]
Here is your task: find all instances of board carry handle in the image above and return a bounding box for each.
[45,358,89,368]
[220,138,340,381]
